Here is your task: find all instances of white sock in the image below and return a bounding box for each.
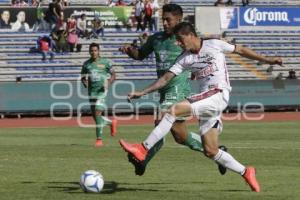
[213,149,246,175]
[143,113,176,150]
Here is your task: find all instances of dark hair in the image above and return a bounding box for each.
[162,4,183,17]
[173,22,197,37]
[89,43,100,50]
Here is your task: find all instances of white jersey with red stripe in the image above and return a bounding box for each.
[169,39,234,93]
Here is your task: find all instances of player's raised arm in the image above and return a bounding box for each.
[128,71,176,100]
[234,45,283,66]
[119,45,141,60]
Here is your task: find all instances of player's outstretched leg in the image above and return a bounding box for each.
[127,139,164,176]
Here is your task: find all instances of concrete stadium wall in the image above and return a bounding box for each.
[0,80,299,113]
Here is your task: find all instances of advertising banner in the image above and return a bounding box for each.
[220,7,238,29]
[0,6,134,31]
[240,7,300,26]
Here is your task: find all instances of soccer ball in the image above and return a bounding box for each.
[79,170,104,193]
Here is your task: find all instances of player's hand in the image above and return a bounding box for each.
[268,57,283,66]
[128,91,144,100]
[119,45,133,54]
[81,79,88,88]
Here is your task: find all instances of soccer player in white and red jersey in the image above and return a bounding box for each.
[119,22,283,192]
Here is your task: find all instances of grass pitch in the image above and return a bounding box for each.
[0,121,299,200]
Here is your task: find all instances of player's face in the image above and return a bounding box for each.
[176,33,193,50]
[162,12,181,34]
[89,46,100,59]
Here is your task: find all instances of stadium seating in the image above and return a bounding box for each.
[0,0,299,82]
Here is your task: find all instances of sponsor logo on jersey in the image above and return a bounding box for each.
[159,50,168,62]
[98,64,105,68]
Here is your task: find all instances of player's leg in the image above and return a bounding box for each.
[90,98,112,146]
[194,90,260,192]
[120,100,192,160]
[201,126,260,192]
[170,120,203,152]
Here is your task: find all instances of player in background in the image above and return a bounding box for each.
[81,43,117,147]
[120,22,283,192]
[119,4,227,176]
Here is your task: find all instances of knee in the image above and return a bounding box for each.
[95,110,102,116]
[203,146,219,158]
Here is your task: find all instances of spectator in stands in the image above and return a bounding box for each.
[36,35,55,61]
[115,0,127,6]
[67,29,81,52]
[66,15,76,33]
[226,0,233,5]
[11,11,31,32]
[214,0,225,6]
[33,1,49,31]
[51,24,68,53]
[275,72,283,80]
[151,0,160,32]
[134,0,144,32]
[91,17,105,38]
[144,0,153,31]
[242,0,249,6]
[0,10,11,29]
[12,0,29,7]
[107,0,115,7]
[266,65,274,73]
[77,14,89,38]
[55,12,66,32]
[287,69,297,79]
[54,0,64,20]
[63,0,69,6]
[31,0,39,7]
[44,0,57,29]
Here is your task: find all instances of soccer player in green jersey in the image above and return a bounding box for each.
[81,43,117,147]
[119,4,227,175]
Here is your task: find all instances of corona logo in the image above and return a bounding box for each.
[244,8,289,25]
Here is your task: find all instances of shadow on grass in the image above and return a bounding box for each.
[44,181,159,194]
[22,180,239,194]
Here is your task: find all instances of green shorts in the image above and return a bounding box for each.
[89,90,107,111]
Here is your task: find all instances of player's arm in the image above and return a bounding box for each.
[107,69,116,88]
[81,76,88,88]
[119,45,142,60]
[234,45,282,66]
[80,63,88,88]
[128,71,175,99]
[119,35,153,60]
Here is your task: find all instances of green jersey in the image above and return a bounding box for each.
[81,58,112,98]
[139,32,190,94]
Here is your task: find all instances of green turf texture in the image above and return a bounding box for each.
[0,122,299,200]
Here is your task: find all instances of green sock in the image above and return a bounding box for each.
[95,115,107,139]
[143,138,164,165]
[184,132,204,152]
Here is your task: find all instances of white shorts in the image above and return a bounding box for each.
[187,89,229,136]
